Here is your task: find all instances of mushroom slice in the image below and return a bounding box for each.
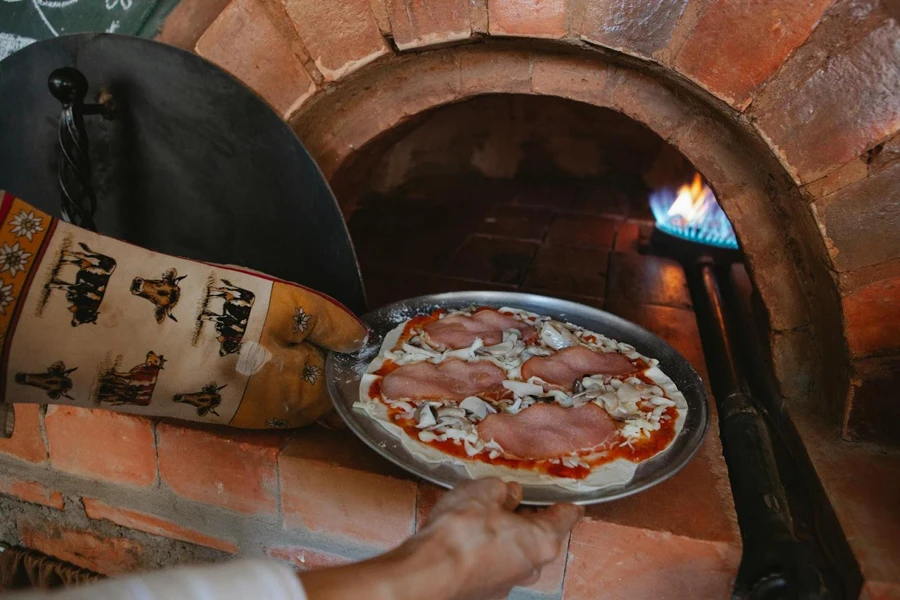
[415,404,437,429]
[401,342,441,359]
[419,430,440,443]
[459,396,496,420]
[502,380,545,397]
[437,407,467,420]
[540,321,581,350]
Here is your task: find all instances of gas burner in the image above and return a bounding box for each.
[650,173,738,250]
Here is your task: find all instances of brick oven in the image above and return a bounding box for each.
[0,1,897,599]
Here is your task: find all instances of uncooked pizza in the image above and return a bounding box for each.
[354,307,688,491]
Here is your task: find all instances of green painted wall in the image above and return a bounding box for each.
[0,0,180,60]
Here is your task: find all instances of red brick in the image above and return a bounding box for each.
[156,0,232,50]
[444,236,539,286]
[563,520,739,600]
[532,55,611,107]
[843,275,900,358]
[815,162,900,273]
[428,275,516,295]
[546,214,617,248]
[845,355,900,447]
[459,47,533,95]
[18,518,144,576]
[45,406,156,487]
[294,52,459,178]
[840,257,900,295]
[524,290,605,310]
[267,545,352,571]
[477,205,553,240]
[389,0,472,50]
[358,50,461,119]
[793,407,900,594]
[580,0,687,58]
[157,421,284,515]
[803,157,869,200]
[0,478,63,509]
[606,69,694,141]
[613,220,653,253]
[674,0,832,109]
[488,0,567,38]
[197,0,317,116]
[414,483,445,531]
[0,404,46,463]
[862,581,900,600]
[279,427,416,549]
[607,252,692,310]
[571,183,631,218]
[283,0,389,81]
[370,0,391,34]
[523,245,608,298]
[606,303,708,381]
[361,269,436,307]
[584,414,739,548]
[769,328,815,403]
[750,4,900,183]
[470,0,488,33]
[870,132,900,174]
[83,498,238,554]
[512,183,575,209]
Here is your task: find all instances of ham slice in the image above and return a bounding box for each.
[424,309,537,349]
[381,358,506,401]
[477,403,616,460]
[522,345,638,389]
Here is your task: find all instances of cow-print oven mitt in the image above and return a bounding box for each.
[0,191,367,429]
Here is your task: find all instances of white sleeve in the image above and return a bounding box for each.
[11,559,307,600]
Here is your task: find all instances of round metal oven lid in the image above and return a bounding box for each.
[0,33,365,314]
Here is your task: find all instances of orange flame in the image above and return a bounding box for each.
[666,173,716,226]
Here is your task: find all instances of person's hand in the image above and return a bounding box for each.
[300,478,583,600]
[415,478,584,599]
[0,191,366,430]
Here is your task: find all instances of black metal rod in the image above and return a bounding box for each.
[691,259,821,600]
[721,266,856,600]
[697,260,795,539]
[48,67,112,232]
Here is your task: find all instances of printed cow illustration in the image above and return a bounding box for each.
[172,382,226,417]
[15,361,77,400]
[46,242,117,326]
[131,268,187,323]
[197,279,255,356]
[97,351,165,407]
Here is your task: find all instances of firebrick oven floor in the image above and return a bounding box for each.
[349,177,697,321]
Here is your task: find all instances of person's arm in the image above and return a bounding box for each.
[0,191,366,429]
[10,479,580,600]
[301,479,583,600]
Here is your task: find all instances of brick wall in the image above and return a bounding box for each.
[157,0,900,447]
[0,400,743,599]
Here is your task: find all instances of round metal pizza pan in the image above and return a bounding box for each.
[326,291,710,505]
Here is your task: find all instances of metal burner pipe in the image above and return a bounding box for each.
[690,258,819,600]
